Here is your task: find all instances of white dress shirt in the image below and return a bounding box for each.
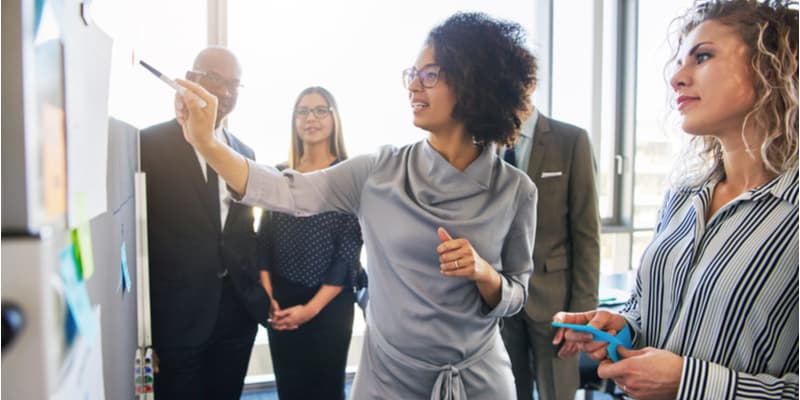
[194,125,230,229]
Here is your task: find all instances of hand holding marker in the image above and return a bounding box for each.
[139,60,207,108]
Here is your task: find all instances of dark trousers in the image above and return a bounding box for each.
[501,311,579,400]
[154,278,258,400]
[269,275,355,400]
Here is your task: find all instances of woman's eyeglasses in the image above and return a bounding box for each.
[402,64,441,89]
[294,106,332,119]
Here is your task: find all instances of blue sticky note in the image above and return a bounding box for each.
[59,245,98,343]
[120,242,131,292]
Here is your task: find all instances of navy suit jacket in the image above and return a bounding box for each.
[141,119,269,347]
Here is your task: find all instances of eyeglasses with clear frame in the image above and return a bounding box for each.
[402,64,441,89]
[189,70,244,93]
[294,106,333,119]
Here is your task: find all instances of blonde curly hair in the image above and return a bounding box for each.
[668,0,798,186]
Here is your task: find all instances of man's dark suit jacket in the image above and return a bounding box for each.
[141,119,269,348]
[521,115,600,322]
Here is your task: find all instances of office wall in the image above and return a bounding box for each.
[1,0,142,397]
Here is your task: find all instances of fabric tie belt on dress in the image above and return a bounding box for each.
[368,318,497,400]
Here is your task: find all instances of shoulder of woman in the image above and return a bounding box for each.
[497,158,536,193]
[361,143,405,167]
[377,143,405,156]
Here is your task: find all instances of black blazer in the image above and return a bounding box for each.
[141,119,269,347]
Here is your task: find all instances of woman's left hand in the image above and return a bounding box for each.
[269,304,316,331]
[597,346,683,399]
[436,227,493,282]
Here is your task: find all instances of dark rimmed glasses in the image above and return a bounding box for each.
[189,70,243,93]
[402,64,441,89]
[294,106,333,119]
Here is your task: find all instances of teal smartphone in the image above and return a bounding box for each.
[551,321,632,362]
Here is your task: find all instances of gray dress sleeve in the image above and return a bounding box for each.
[239,153,376,216]
[483,182,537,318]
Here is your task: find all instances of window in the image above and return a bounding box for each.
[94,0,207,129]
[550,0,693,276]
[226,1,537,166]
[551,0,620,224]
[633,0,693,231]
[552,0,629,274]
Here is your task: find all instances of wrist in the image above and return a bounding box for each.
[475,261,499,285]
[196,135,220,153]
[305,302,321,317]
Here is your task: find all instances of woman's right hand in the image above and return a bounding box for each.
[174,78,217,150]
[552,309,628,361]
[269,298,281,321]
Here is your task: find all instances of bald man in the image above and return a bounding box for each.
[141,47,270,399]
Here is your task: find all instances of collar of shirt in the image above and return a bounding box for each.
[694,165,799,215]
[520,108,539,142]
[762,166,798,205]
[509,108,538,172]
[421,139,493,190]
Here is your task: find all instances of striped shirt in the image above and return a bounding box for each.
[621,167,798,399]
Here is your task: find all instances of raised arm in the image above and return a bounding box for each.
[175,78,249,195]
[175,79,373,215]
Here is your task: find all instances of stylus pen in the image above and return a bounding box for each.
[139,60,207,108]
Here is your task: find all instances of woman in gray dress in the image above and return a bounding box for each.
[177,12,538,399]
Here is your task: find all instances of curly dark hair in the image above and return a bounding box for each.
[426,12,537,147]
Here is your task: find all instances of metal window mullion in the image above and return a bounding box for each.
[618,0,639,270]
[534,0,553,117]
[207,0,227,46]
[590,0,603,168]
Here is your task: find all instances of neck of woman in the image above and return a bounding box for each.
[718,130,777,193]
[297,141,336,173]
[427,125,480,172]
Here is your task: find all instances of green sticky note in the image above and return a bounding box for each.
[71,222,95,280]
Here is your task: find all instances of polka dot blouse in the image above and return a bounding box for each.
[261,210,363,288]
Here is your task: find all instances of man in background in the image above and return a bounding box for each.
[141,46,269,400]
[500,82,600,400]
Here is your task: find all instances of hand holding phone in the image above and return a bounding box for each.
[551,321,632,362]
